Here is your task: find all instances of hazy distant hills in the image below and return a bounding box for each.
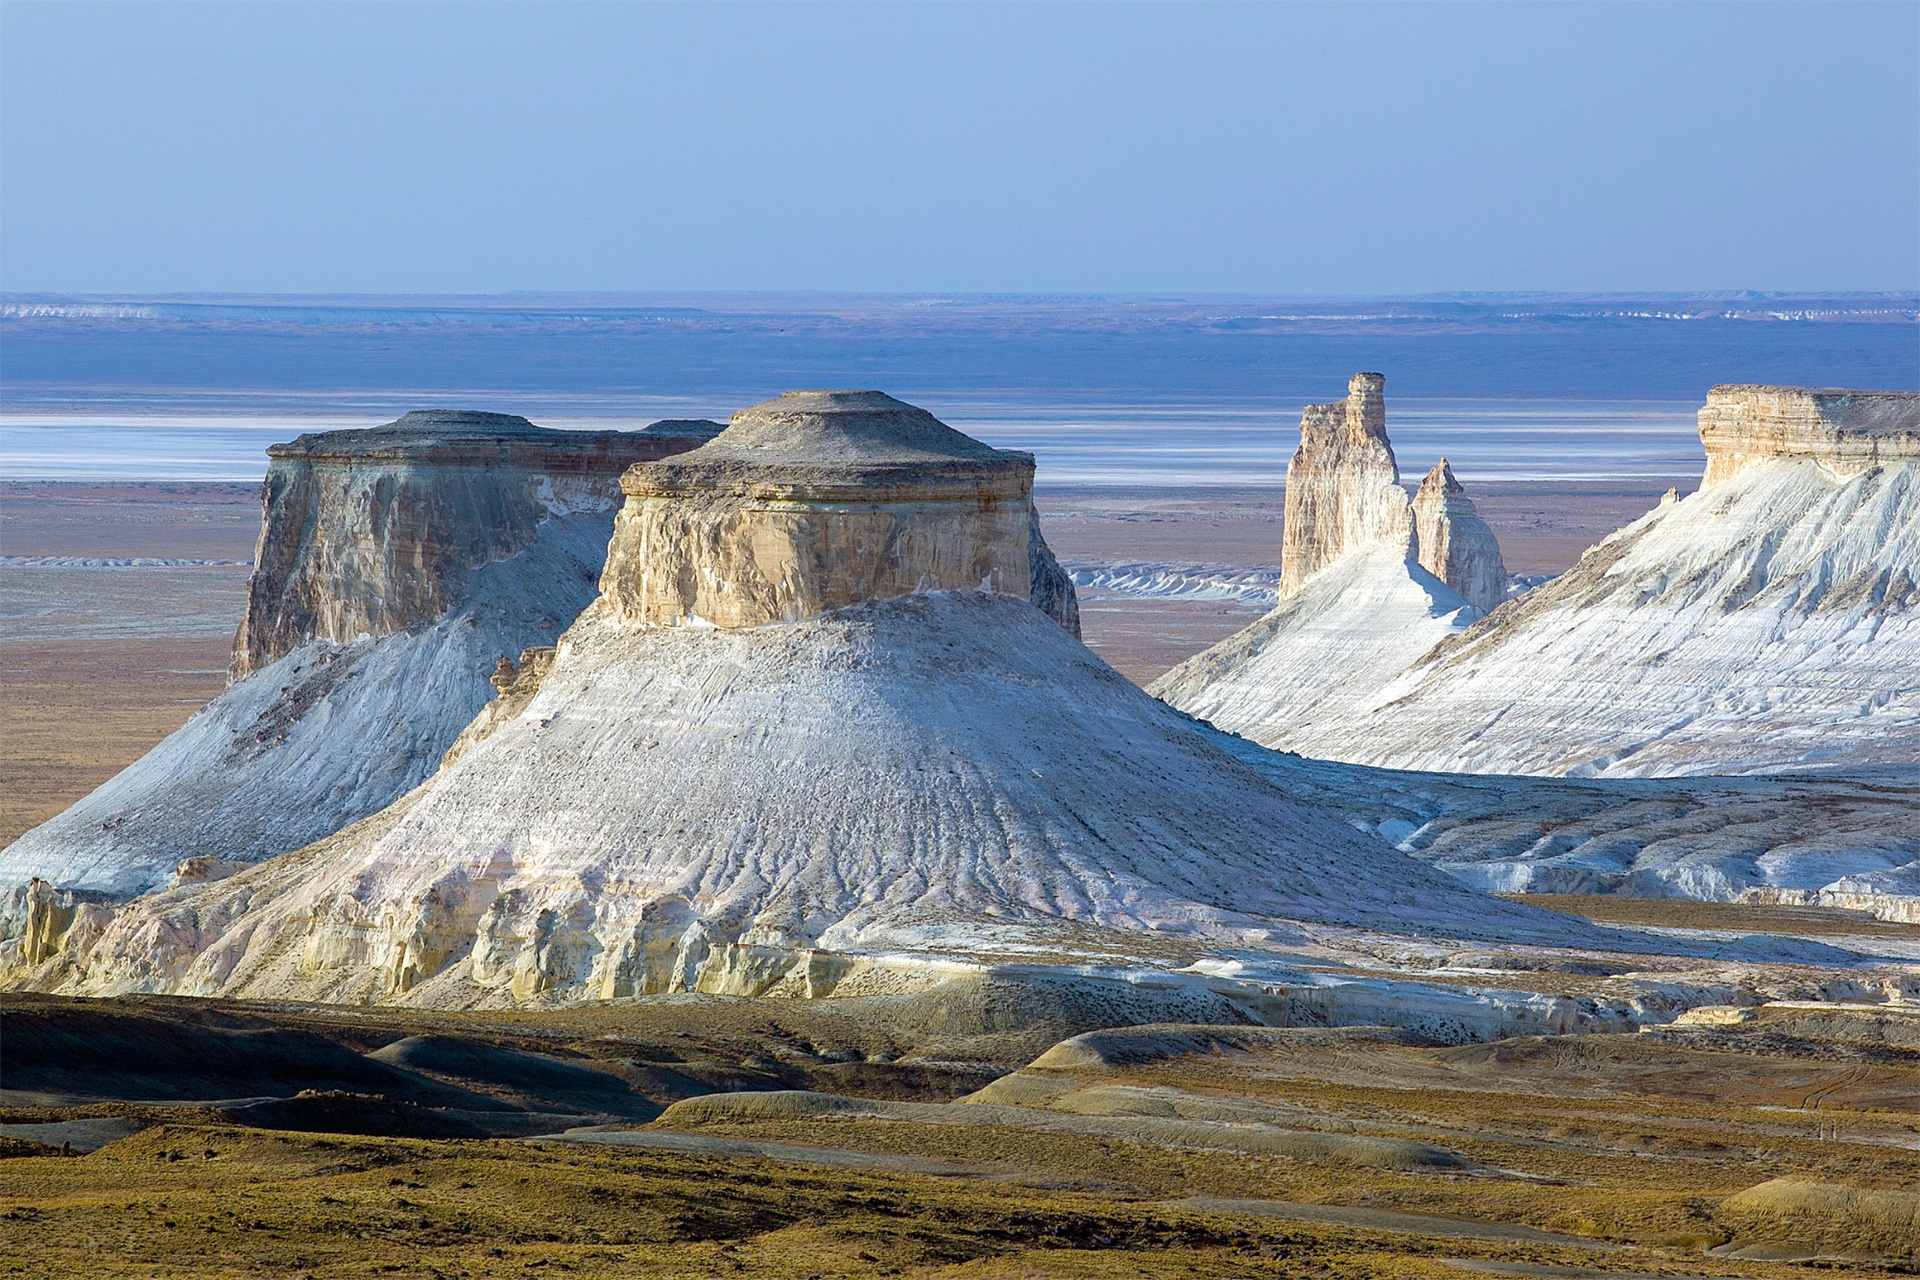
[3,292,1914,409]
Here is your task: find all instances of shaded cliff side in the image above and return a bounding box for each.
[232,412,724,677]
[0,413,723,909]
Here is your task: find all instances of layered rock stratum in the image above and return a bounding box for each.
[1162,384,1918,778]
[13,391,1664,1020]
[0,412,723,906]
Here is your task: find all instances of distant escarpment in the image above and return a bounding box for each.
[0,412,722,911]
[1161,383,1920,783]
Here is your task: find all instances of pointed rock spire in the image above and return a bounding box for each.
[1412,458,1508,613]
[1278,372,1413,595]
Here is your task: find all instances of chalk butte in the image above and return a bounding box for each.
[0,412,723,911]
[1162,383,1920,778]
[599,390,1075,631]
[1153,381,1920,904]
[1278,384,1920,779]
[1273,373,1506,611]
[1699,385,1920,488]
[231,413,725,677]
[20,391,1606,1015]
[1411,458,1507,614]
[1152,374,1506,745]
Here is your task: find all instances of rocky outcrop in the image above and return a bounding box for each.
[233,411,721,677]
[1699,385,1920,488]
[1272,373,1505,606]
[602,391,1039,628]
[0,413,722,913]
[1152,375,1505,747]
[1164,384,1920,784]
[1278,373,1413,593]
[20,391,1591,1008]
[1412,459,1507,613]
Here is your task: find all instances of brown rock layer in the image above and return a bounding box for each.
[1699,385,1920,488]
[601,390,1074,631]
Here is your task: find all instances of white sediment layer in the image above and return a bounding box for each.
[1168,450,1919,779]
[32,594,1609,1007]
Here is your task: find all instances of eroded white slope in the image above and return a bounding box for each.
[0,513,613,899]
[1150,546,1482,746]
[1345,454,1920,777]
[45,593,1600,1008]
[1164,454,1918,778]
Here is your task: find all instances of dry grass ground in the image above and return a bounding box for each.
[5,992,1914,1277]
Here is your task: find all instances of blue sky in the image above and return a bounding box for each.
[2,1,1915,295]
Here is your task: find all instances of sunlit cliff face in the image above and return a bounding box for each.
[599,390,1039,630]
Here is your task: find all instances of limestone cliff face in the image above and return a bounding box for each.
[1278,373,1413,594]
[1274,373,1502,610]
[1153,376,1504,764]
[1699,385,1920,488]
[1412,459,1508,613]
[233,412,721,677]
[17,389,1602,1010]
[600,391,1073,631]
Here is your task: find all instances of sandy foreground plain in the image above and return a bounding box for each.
[0,477,1687,845]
